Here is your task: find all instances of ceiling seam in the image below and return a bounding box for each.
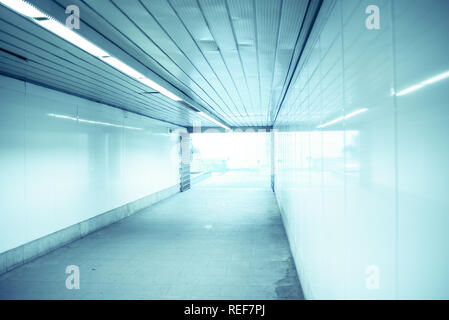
[167,0,247,127]
[0,7,195,119]
[89,0,236,127]
[266,0,284,126]
[252,0,262,127]
[194,0,251,127]
[271,0,311,122]
[0,18,200,124]
[223,0,255,127]
[273,0,323,125]
[139,0,240,126]
[0,38,191,119]
[0,66,190,127]
[78,0,227,125]
[110,0,235,126]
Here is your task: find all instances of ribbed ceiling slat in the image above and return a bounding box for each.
[0,0,321,128]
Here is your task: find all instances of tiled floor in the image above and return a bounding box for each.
[0,171,303,300]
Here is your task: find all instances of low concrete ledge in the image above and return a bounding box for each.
[0,184,180,276]
[190,171,212,186]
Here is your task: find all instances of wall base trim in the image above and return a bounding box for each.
[0,184,180,276]
[190,171,212,185]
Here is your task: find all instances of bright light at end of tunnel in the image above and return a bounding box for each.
[0,0,182,102]
[317,108,368,129]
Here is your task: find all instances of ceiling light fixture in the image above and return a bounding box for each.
[197,111,230,130]
[0,0,182,102]
[100,56,144,79]
[139,77,182,101]
[0,0,46,18]
[38,18,109,57]
[317,108,368,129]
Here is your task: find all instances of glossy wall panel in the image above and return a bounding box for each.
[394,0,449,299]
[0,74,181,253]
[274,0,449,299]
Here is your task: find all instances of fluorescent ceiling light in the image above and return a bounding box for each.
[0,0,46,18]
[101,56,144,79]
[198,111,230,130]
[139,77,182,101]
[38,19,109,57]
[317,108,368,129]
[157,86,182,101]
[396,70,449,96]
[98,59,182,101]
[0,0,182,102]
[0,0,107,57]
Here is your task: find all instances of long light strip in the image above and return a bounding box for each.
[396,70,449,96]
[139,77,182,101]
[197,111,230,130]
[0,0,44,17]
[317,108,368,129]
[101,56,145,79]
[38,18,109,57]
[0,0,182,101]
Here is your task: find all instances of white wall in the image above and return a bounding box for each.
[0,74,181,254]
[274,0,449,299]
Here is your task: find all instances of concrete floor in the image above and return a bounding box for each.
[0,171,303,300]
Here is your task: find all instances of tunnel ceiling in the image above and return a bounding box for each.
[0,0,321,128]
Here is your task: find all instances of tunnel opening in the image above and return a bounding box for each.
[190,131,271,189]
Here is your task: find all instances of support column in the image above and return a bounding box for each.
[179,131,191,192]
[270,129,275,192]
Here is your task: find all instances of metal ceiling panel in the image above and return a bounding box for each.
[0,0,322,128]
[271,0,323,125]
[255,0,282,127]
[226,0,260,126]
[81,0,232,120]
[269,0,309,123]
[169,0,250,126]
[122,0,242,125]
[0,3,214,127]
[197,0,253,125]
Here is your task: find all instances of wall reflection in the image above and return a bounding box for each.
[0,75,181,254]
[274,0,449,299]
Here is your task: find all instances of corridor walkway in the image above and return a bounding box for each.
[0,171,303,299]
